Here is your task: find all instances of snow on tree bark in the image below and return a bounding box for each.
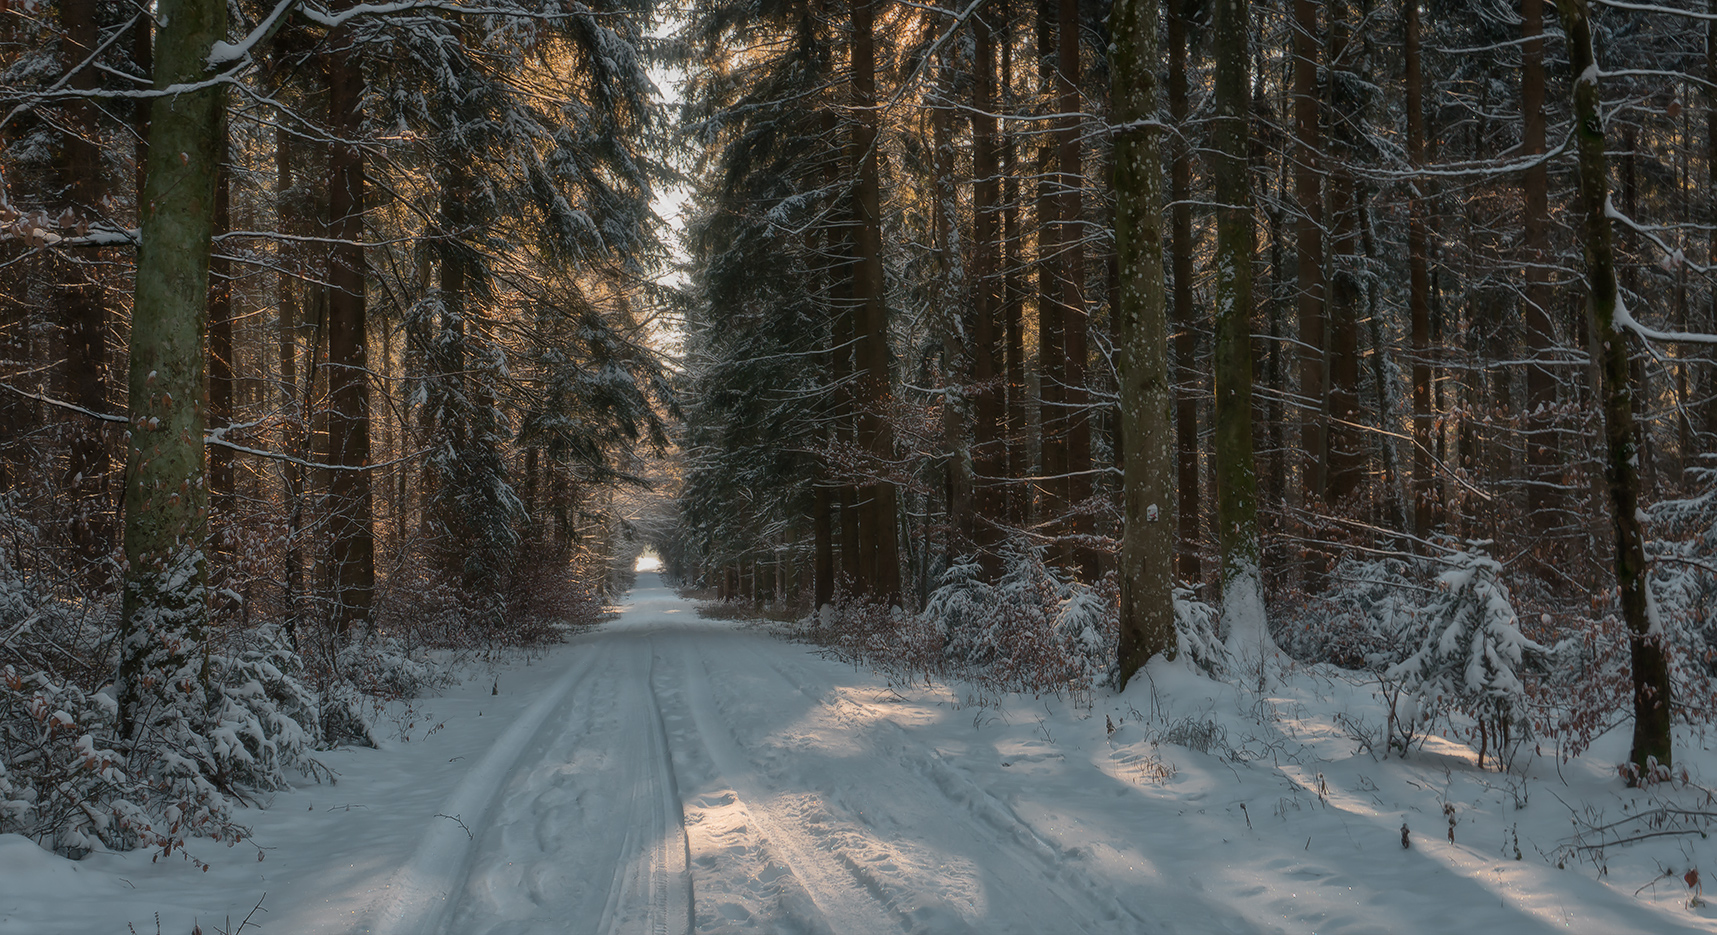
[117,0,222,753]
[1555,0,1673,776]
[1211,0,1271,658]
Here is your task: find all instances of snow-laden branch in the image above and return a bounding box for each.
[297,0,601,29]
[1595,0,1717,19]
[205,436,433,472]
[1612,293,1717,345]
[0,382,432,471]
[209,0,302,67]
[0,13,143,134]
[0,383,129,424]
[1604,194,1717,282]
[1357,126,1574,182]
[11,74,244,103]
[1599,68,1717,93]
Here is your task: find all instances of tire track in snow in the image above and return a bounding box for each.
[593,636,694,935]
[743,645,1159,934]
[360,648,602,935]
[675,641,906,935]
[432,629,692,935]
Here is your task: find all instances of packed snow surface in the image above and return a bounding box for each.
[4,574,1716,933]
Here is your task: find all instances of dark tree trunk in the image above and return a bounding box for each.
[117,0,224,743]
[1112,0,1175,686]
[324,18,375,634]
[851,0,899,603]
[1405,0,1435,537]
[1293,0,1327,503]
[1522,0,1561,539]
[1557,0,1672,776]
[1035,0,1065,538]
[277,131,306,634]
[209,157,234,515]
[1056,0,1094,579]
[1002,8,1027,528]
[1169,0,1201,584]
[58,0,113,565]
[971,9,1005,570]
[815,483,834,607]
[1709,0,1717,441]
[933,55,972,553]
[1325,0,1362,504]
[1213,0,1267,646]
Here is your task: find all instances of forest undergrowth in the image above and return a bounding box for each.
[691,475,1717,899]
[0,492,607,862]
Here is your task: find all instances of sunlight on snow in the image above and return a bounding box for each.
[634,551,662,572]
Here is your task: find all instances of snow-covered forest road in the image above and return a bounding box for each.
[389,573,1239,935]
[8,573,1713,934]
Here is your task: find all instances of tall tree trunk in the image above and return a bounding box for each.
[209,157,234,515]
[324,18,375,634]
[1293,0,1327,504]
[116,0,224,742]
[934,57,973,553]
[1325,170,1361,503]
[277,131,306,636]
[1113,0,1175,686]
[1035,0,1065,540]
[132,13,151,201]
[1213,0,1268,652]
[1621,127,1657,496]
[851,0,899,603]
[1708,0,1717,441]
[1056,0,1094,578]
[1169,0,1201,584]
[815,483,834,607]
[59,0,112,566]
[971,9,1005,570]
[834,272,861,589]
[1325,0,1362,504]
[1002,7,1027,529]
[1522,0,1560,539]
[1405,0,1435,537]
[1557,0,1672,776]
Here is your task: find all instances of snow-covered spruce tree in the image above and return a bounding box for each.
[671,0,845,600]
[1646,465,1717,728]
[342,0,670,622]
[1384,547,1547,766]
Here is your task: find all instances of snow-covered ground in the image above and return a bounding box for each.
[4,573,1716,933]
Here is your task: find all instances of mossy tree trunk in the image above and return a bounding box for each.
[117,0,225,741]
[1112,0,1176,687]
[1212,0,1268,650]
[1556,0,1673,776]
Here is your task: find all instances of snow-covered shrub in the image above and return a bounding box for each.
[1645,465,1717,715]
[1173,587,1225,676]
[802,547,1229,694]
[934,547,1115,693]
[1276,557,1419,669]
[1384,547,1548,766]
[919,559,994,637]
[335,635,439,702]
[204,624,320,790]
[0,498,330,858]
